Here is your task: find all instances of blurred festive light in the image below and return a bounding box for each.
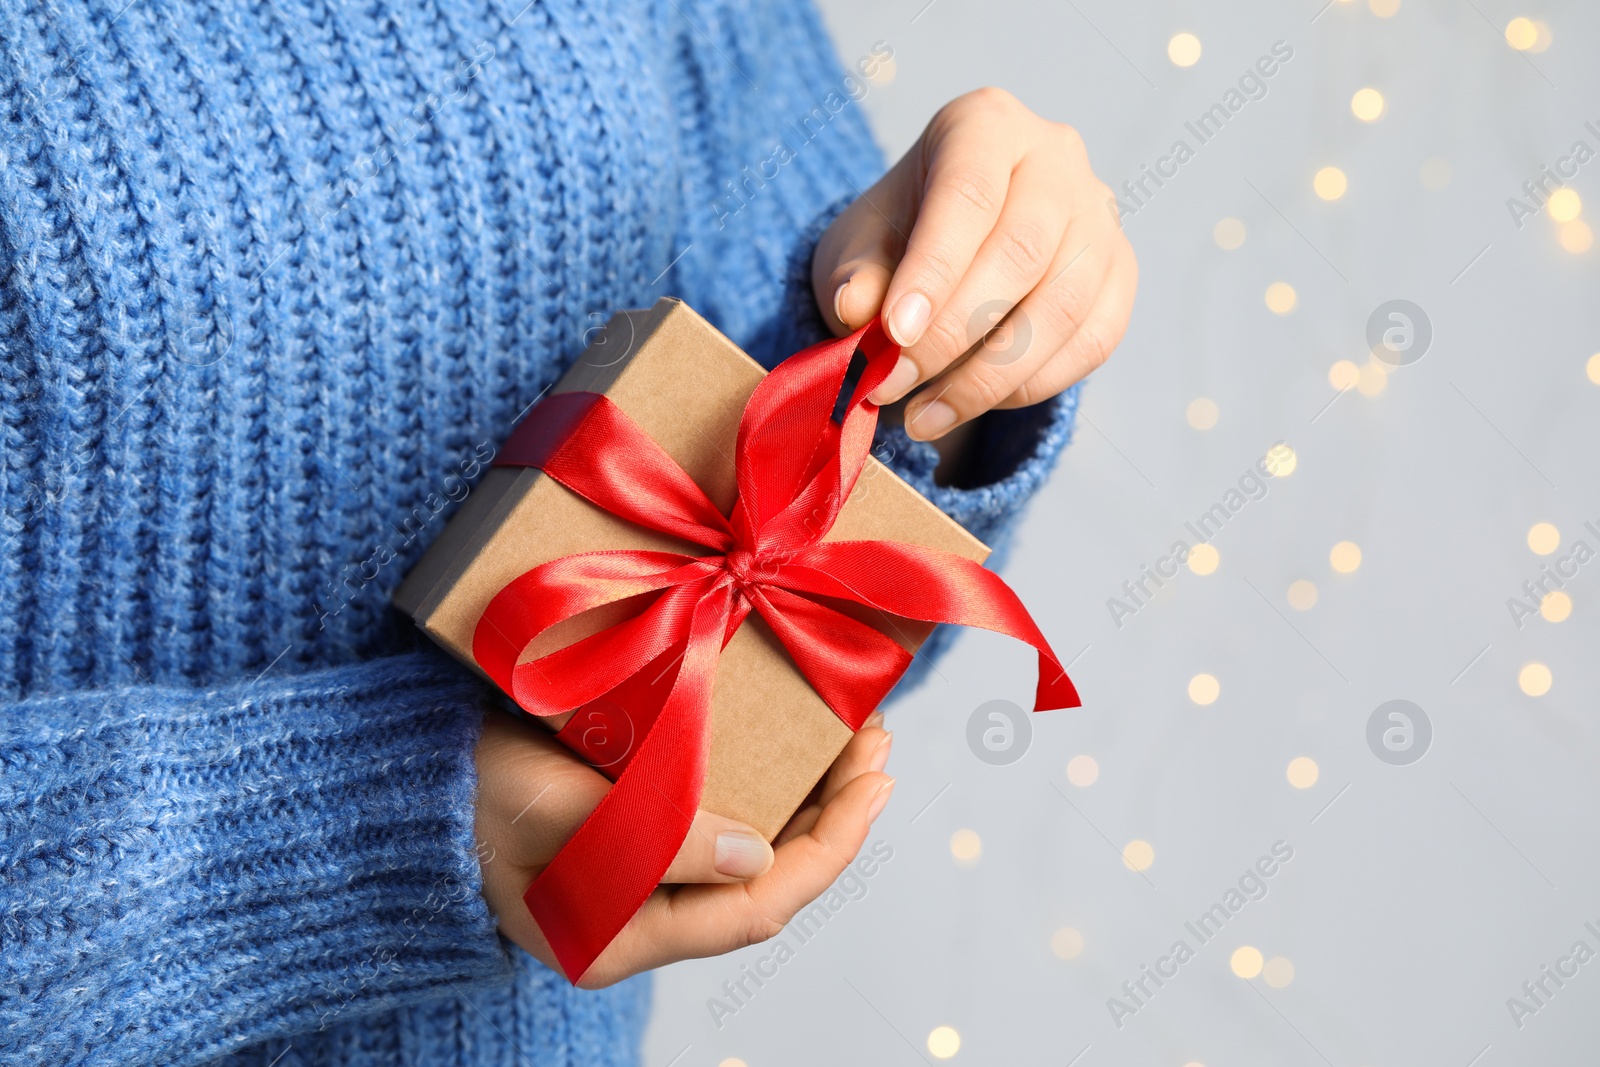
[1287,757,1319,788]
[1265,443,1297,477]
[927,1026,961,1059]
[1168,32,1202,67]
[1314,167,1348,200]
[1066,754,1100,787]
[1356,361,1388,397]
[1263,956,1296,988]
[1188,673,1220,705]
[1330,541,1362,573]
[1187,397,1219,430]
[1230,946,1264,978]
[867,55,896,85]
[1329,360,1360,390]
[1541,591,1572,622]
[1351,88,1385,121]
[1519,662,1552,696]
[1559,220,1593,254]
[1051,927,1085,960]
[1368,0,1400,15]
[1287,580,1318,610]
[1187,543,1220,575]
[1587,353,1600,384]
[1505,16,1537,49]
[1527,522,1560,555]
[1548,188,1582,222]
[1265,282,1297,314]
[1214,217,1247,249]
[1122,840,1155,872]
[718,1060,748,1067]
[950,829,981,865]
[1530,19,1554,52]
[1419,156,1452,191]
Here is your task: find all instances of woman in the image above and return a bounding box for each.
[0,0,1134,1063]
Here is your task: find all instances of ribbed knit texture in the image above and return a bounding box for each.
[0,1,1077,1064]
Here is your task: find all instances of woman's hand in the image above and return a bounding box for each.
[813,87,1136,441]
[475,709,894,988]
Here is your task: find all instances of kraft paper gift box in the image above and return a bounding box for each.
[395,297,989,840]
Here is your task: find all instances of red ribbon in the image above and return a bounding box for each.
[471,318,1079,983]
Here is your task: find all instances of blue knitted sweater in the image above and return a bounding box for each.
[0,1,1077,1064]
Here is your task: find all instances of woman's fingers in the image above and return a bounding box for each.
[661,809,775,884]
[874,150,1070,409]
[997,240,1138,410]
[878,93,1021,351]
[597,770,895,982]
[903,199,1126,437]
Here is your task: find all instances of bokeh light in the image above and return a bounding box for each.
[1187,397,1219,430]
[1265,282,1297,314]
[1587,353,1600,384]
[1519,662,1552,696]
[1051,927,1085,960]
[1541,591,1572,623]
[1188,673,1220,705]
[1356,361,1388,397]
[1505,16,1537,49]
[1287,579,1318,610]
[1548,188,1582,222]
[1314,166,1348,200]
[1419,156,1452,191]
[1527,522,1560,554]
[1351,88,1385,121]
[1188,543,1220,575]
[950,829,981,865]
[1168,32,1202,67]
[1266,443,1297,477]
[1122,839,1155,872]
[1287,757,1319,788]
[1230,946,1264,978]
[1329,360,1360,390]
[1214,217,1247,249]
[927,1026,961,1059]
[1330,541,1362,573]
[1559,220,1593,254]
[1066,754,1099,787]
[1263,956,1296,988]
[1368,0,1400,15]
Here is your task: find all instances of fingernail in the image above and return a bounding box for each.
[864,710,886,729]
[906,399,956,440]
[869,731,894,774]
[868,355,920,405]
[714,831,773,877]
[833,279,852,326]
[887,292,932,347]
[867,778,896,822]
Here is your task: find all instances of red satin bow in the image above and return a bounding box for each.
[471,317,1079,983]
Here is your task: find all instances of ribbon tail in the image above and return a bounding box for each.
[775,540,1081,711]
[525,582,734,984]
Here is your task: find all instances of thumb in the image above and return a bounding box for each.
[661,809,774,884]
[811,169,915,336]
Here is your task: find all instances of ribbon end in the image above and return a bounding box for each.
[1036,660,1082,711]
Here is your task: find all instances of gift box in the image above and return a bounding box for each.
[398,297,988,837]
[395,297,1075,982]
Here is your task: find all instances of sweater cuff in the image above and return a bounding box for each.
[0,653,512,1065]
[876,384,1081,548]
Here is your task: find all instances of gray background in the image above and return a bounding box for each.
[646,1,1600,1063]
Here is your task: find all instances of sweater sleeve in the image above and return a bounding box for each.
[0,652,513,1067]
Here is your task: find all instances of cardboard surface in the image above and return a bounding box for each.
[395,298,990,839]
